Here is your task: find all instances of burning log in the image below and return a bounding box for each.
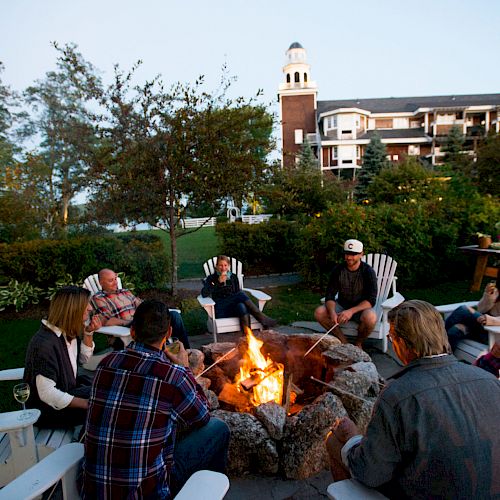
[218,383,252,412]
[240,363,282,391]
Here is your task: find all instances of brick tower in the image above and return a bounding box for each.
[278,42,318,168]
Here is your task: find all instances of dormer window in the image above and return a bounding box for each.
[327,115,337,129]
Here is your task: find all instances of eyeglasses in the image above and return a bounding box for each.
[387,332,395,343]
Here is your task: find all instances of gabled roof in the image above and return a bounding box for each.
[317,94,500,115]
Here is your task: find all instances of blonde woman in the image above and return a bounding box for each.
[24,286,101,428]
[201,255,277,334]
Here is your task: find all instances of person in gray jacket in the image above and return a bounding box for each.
[326,299,500,499]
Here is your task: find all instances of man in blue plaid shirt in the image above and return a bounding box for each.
[82,300,229,499]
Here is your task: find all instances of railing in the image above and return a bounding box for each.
[180,217,217,229]
[241,214,272,224]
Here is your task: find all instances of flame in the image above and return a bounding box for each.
[237,326,284,406]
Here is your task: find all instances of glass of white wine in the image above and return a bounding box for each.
[13,383,30,411]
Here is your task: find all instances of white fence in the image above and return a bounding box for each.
[241,214,272,224]
[111,214,272,232]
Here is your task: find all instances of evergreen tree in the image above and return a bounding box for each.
[296,137,318,169]
[355,133,389,202]
[442,125,465,165]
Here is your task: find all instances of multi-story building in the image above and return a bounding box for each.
[278,42,500,178]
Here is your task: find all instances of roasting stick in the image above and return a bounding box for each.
[310,376,372,404]
[303,323,339,357]
[196,348,236,379]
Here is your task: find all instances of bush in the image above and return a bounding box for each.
[216,220,301,275]
[295,199,498,289]
[0,233,169,292]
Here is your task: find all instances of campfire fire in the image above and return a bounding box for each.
[235,327,284,407]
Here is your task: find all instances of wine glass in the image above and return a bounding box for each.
[13,383,30,411]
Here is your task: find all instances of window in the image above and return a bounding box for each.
[341,130,352,134]
[326,116,337,129]
[286,73,290,83]
[355,117,360,129]
[332,146,338,159]
[356,146,360,159]
[294,72,300,83]
[294,129,303,144]
[392,154,399,161]
[343,159,353,164]
[304,73,308,82]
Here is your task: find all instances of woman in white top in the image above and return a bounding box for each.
[23,286,101,428]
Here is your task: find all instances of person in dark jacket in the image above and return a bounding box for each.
[314,239,378,347]
[326,300,500,499]
[201,255,277,334]
[24,286,101,428]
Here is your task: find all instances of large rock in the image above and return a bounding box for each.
[322,344,371,365]
[188,349,205,376]
[281,392,348,479]
[211,409,279,475]
[204,389,220,411]
[254,402,287,441]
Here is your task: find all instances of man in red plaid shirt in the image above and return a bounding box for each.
[82,300,229,499]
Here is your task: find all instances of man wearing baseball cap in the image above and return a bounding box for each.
[314,239,378,347]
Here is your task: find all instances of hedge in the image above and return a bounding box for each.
[0,233,169,292]
[216,220,301,275]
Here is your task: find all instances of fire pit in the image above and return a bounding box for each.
[191,328,383,479]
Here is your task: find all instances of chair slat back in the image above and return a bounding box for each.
[362,253,398,321]
[83,274,123,296]
[203,257,245,289]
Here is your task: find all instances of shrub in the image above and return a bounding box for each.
[0,280,43,312]
[0,233,169,292]
[216,220,301,275]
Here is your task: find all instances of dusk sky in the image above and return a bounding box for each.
[2,0,499,114]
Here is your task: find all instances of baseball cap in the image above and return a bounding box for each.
[344,239,363,255]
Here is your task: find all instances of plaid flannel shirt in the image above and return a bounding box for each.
[91,289,142,323]
[82,341,209,499]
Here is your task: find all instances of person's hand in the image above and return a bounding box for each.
[332,417,359,444]
[477,314,487,325]
[490,341,500,358]
[327,308,338,326]
[164,341,189,367]
[337,309,353,324]
[85,314,102,333]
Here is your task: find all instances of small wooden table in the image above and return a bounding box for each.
[459,245,499,292]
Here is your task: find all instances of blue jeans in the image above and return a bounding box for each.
[445,305,487,351]
[171,417,230,495]
[214,291,249,319]
[170,310,190,349]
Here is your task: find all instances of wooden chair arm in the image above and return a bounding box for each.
[0,368,24,381]
[0,443,83,500]
[243,288,271,311]
[174,470,229,500]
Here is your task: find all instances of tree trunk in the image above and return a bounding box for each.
[168,194,178,296]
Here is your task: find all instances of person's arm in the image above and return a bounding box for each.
[201,273,218,298]
[344,397,402,487]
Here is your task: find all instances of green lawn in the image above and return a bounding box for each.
[149,227,219,279]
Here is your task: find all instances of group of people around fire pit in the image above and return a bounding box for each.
[20,240,500,498]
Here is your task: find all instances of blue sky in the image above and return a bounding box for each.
[2,0,499,113]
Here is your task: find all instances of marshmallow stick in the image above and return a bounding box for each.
[310,376,372,404]
[196,348,236,379]
[303,323,339,358]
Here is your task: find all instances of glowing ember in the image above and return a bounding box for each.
[236,327,284,406]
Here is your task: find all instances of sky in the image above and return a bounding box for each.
[2,0,500,118]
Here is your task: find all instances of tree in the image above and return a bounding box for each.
[367,157,444,204]
[296,137,317,169]
[21,44,100,235]
[59,48,274,293]
[354,133,390,202]
[475,131,500,196]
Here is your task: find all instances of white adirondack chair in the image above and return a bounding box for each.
[327,478,388,499]
[197,257,272,343]
[0,369,77,487]
[434,300,499,364]
[322,254,404,353]
[0,442,230,500]
[83,273,134,347]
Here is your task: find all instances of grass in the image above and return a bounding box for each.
[148,227,219,279]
